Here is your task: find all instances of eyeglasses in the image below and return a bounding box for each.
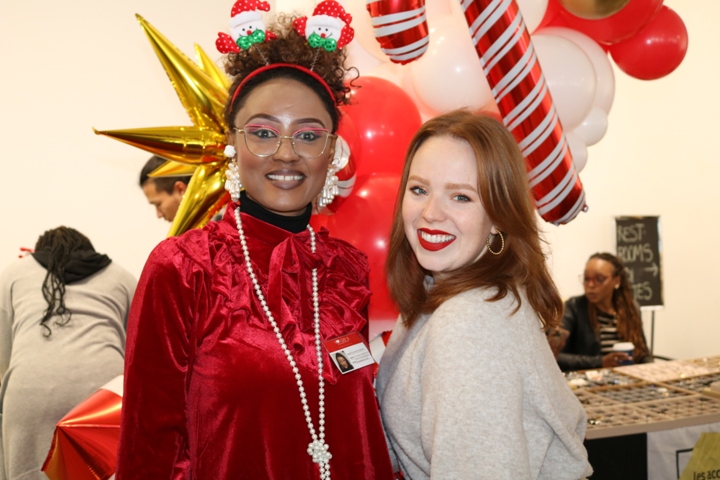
[235,124,336,160]
[579,274,611,286]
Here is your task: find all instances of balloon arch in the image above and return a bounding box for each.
[94,0,688,323]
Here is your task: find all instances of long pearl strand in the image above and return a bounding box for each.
[234,208,331,479]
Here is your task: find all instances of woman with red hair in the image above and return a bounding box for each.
[376,110,591,479]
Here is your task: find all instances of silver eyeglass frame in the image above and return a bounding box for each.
[233,127,337,160]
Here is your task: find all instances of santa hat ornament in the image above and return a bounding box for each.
[293,0,354,52]
[216,0,276,54]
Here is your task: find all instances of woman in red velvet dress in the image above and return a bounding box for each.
[116,7,393,480]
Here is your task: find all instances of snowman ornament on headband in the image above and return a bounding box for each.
[216,0,277,53]
[292,1,354,52]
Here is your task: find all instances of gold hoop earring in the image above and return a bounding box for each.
[487,231,504,255]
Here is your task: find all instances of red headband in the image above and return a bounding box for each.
[230,63,335,108]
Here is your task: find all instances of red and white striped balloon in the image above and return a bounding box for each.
[461,0,586,224]
[366,0,430,65]
[363,0,587,224]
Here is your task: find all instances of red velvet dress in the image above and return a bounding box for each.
[116,208,393,479]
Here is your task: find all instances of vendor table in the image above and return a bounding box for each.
[569,356,720,479]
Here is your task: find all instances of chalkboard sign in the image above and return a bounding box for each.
[615,216,663,307]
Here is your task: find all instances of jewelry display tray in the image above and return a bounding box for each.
[570,356,720,439]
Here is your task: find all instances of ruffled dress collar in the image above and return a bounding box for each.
[204,200,370,384]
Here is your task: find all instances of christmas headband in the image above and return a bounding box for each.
[216,0,355,108]
[230,63,335,107]
[216,0,354,54]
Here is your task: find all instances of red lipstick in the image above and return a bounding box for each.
[417,229,456,252]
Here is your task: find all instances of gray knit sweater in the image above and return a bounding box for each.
[376,288,592,479]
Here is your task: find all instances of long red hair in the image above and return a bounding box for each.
[385,109,562,329]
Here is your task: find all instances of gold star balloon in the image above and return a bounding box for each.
[94,15,231,236]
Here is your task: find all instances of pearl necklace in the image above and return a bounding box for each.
[234,208,331,479]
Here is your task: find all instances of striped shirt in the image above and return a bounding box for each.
[598,310,620,354]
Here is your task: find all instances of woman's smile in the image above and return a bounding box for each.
[265,169,306,189]
[417,228,456,251]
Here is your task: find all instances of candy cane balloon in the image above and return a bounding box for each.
[363,0,586,224]
[366,0,429,65]
[460,0,586,224]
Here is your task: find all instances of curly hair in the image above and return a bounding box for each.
[222,14,355,133]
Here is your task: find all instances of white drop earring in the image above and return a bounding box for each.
[224,145,242,202]
[318,136,349,209]
[318,158,340,209]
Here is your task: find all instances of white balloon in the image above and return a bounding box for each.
[426,0,452,19]
[344,0,388,62]
[367,62,402,86]
[517,0,549,34]
[346,40,383,78]
[537,27,615,113]
[532,33,596,131]
[573,106,608,146]
[565,132,589,173]
[409,15,493,114]
[450,0,464,18]
[400,68,438,121]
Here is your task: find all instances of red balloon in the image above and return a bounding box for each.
[559,0,663,45]
[342,76,421,178]
[337,114,361,163]
[43,384,122,479]
[609,6,689,81]
[536,0,564,30]
[323,173,401,321]
[310,212,331,232]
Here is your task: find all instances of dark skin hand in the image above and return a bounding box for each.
[602,351,631,368]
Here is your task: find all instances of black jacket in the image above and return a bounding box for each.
[557,295,650,372]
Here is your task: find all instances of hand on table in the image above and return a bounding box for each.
[602,351,631,368]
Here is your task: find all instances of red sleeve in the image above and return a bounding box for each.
[116,237,207,479]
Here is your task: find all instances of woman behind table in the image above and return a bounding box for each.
[558,252,652,371]
[0,227,135,480]
[376,110,592,479]
[116,5,393,480]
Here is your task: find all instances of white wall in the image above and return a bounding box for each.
[544,0,720,360]
[1,0,716,360]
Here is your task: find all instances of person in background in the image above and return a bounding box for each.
[139,155,190,222]
[116,8,393,479]
[558,252,652,371]
[376,110,591,479]
[0,226,135,480]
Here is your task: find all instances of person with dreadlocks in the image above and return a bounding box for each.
[0,226,135,480]
[116,2,393,479]
[558,252,653,371]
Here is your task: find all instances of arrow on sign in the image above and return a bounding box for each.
[644,263,659,277]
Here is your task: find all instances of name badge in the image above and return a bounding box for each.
[323,331,375,374]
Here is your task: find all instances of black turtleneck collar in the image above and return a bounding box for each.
[238,190,312,234]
